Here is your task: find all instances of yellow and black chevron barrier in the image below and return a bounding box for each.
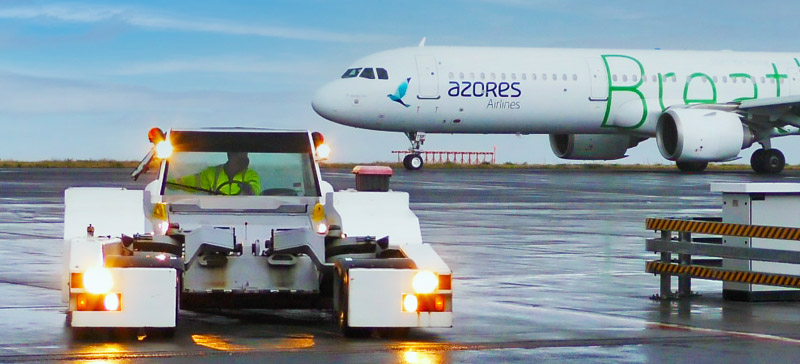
[646,218,800,241]
[646,261,800,289]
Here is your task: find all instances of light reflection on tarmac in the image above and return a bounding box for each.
[3,167,800,362]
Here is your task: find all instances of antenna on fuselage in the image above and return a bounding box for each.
[418,37,426,47]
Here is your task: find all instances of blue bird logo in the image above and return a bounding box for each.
[387,77,411,107]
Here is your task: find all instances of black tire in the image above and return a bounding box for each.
[750,149,767,173]
[762,149,785,174]
[675,161,708,172]
[403,154,424,171]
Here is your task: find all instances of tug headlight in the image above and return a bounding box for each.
[155,140,173,159]
[316,143,331,160]
[403,294,418,312]
[412,271,438,294]
[84,267,113,294]
[103,293,121,311]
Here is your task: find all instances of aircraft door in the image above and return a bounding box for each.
[415,55,440,99]
[586,57,608,102]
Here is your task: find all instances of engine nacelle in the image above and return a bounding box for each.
[549,134,635,160]
[656,109,754,162]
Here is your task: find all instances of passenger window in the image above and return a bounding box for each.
[341,68,362,78]
[532,73,536,80]
[469,72,475,80]
[543,74,547,81]
[511,73,517,80]
[459,72,465,80]
[562,74,567,81]
[448,72,454,80]
[359,68,375,79]
[501,73,506,80]
[521,73,527,80]
[572,74,577,81]
[480,72,486,80]
[376,68,389,79]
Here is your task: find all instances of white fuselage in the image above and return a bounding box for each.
[312,46,800,137]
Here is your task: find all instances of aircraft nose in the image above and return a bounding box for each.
[311,82,341,122]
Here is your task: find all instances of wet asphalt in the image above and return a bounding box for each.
[3,167,800,363]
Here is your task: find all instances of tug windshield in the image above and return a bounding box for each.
[163,131,320,197]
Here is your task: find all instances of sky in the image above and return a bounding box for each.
[1,0,800,165]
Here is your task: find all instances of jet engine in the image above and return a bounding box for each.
[656,109,754,162]
[549,134,639,160]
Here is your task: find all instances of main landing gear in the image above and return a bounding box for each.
[750,148,785,174]
[402,132,426,171]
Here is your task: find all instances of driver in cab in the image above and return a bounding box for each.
[170,152,261,195]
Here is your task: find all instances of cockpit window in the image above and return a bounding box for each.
[359,68,375,79]
[377,68,389,79]
[341,68,362,78]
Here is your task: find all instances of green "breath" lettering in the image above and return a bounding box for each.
[601,55,788,130]
[601,55,646,129]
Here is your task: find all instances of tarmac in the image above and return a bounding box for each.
[3,167,800,363]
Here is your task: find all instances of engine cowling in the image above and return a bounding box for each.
[549,134,637,160]
[656,109,754,162]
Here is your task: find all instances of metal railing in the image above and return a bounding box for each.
[645,217,800,299]
[392,150,496,165]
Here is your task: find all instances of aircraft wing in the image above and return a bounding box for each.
[737,95,800,129]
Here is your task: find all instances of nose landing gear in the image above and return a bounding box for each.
[403,153,424,170]
[402,132,426,171]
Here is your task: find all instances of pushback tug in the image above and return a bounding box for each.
[62,127,452,337]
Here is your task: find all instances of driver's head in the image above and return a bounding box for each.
[226,152,249,172]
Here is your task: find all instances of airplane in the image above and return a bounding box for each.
[312,39,800,173]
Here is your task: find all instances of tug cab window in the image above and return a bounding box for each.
[359,68,375,79]
[376,68,388,79]
[163,131,321,197]
[341,68,362,78]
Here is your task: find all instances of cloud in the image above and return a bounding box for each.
[0,70,297,115]
[111,56,321,75]
[0,3,378,43]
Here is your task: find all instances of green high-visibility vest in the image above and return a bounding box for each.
[174,165,261,195]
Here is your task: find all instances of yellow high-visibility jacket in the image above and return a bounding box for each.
[172,165,261,195]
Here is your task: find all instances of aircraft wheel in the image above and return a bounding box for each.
[403,154,424,171]
[675,161,708,173]
[750,149,766,173]
[762,149,785,174]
